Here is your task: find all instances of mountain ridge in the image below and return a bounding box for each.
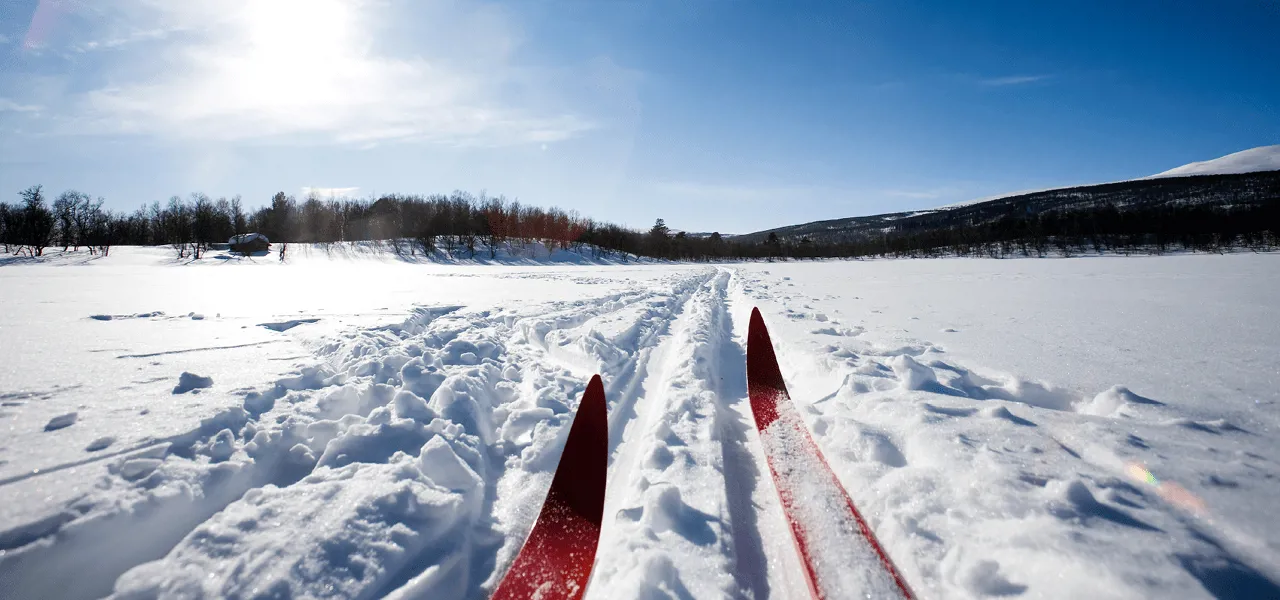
[734,145,1280,242]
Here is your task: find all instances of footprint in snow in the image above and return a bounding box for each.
[259,318,321,332]
[86,436,116,452]
[44,412,78,431]
[173,372,214,394]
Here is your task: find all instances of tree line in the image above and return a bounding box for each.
[0,187,633,260]
[2,174,1277,262]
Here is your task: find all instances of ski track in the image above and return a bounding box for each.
[3,264,1279,599]
[589,270,744,599]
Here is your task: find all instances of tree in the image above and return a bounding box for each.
[648,218,671,258]
[191,193,218,259]
[166,195,192,258]
[19,185,55,256]
[53,191,87,250]
[765,232,781,261]
[483,197,508,258]
[231,195,246,238]
[71,193,100,252]
[0,203,9,253]
[262,192,296,241]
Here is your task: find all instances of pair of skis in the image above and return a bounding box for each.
[492,308,914,599]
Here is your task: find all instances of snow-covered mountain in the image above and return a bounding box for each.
[735,145,1280,243]
[1151,144,1280,178]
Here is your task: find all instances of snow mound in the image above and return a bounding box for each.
[1079,385,1161,417]
[1151,144,1280,178]
[888,354,937,391]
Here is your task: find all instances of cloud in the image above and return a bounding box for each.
[0,33,9,44]
[979,74,1052,86]
[0,98,43,113]
[74,28,173,53]
[60,0,593,146]
[301,187,360,198]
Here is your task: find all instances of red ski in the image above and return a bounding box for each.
[746,308,915,600]
[491,375,608,600]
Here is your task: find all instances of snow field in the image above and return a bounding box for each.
[1,249,1278,599]
[730,257,1280,599]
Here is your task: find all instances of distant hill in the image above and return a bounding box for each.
[1150,145,1280,178]
[735,146,1280,244]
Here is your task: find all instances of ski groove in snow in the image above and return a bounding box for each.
[590,270,748,599]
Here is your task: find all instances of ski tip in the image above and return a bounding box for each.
[747,304,762,345]
[587,373,604,395]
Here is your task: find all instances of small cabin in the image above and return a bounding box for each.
[229,233,271,254]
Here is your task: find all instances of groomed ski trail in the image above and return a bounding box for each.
[587,268,821,600]
[589,270,748,598]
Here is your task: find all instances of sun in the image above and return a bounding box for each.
[241,0,356,63]
[216,0,367,117]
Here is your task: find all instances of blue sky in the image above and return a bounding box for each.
[0,1,1277,233]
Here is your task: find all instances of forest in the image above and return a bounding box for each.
[1,169,1277,262]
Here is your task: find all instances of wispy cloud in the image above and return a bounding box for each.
[0,33,10,45]
[301,186,360,198]
[979,74,1052,86]
[74,28,173,53]
[0,98,43,113]
[54,0,593,147]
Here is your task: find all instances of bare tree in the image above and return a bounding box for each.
[53,191,83,250]
[19,185,55,257]
[0,203,9,253]
[231,195,246,239]
[72,194,100,252]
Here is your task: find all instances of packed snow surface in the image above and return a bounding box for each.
[1,244,1278,599]
[1151,144,1280,178]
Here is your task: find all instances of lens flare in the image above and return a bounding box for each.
[1125,461,1207,515]
[23,0,60,50]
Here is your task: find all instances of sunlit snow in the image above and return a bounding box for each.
[0,244,1277,599]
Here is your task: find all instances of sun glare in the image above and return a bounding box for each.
[215,0,367,117]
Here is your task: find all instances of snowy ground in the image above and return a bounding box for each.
[1,246,1277,599]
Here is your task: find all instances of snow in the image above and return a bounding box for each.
[229,233,270,245]
[171,372,214,394]
[1,245,1278,599]
[1151,144,1280,178]
[757,398,908,597]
